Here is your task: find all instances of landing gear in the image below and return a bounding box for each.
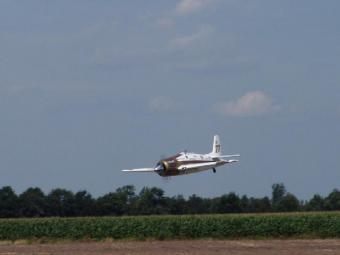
[212,168,216,173]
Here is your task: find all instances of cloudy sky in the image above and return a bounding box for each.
[0,0,339,199]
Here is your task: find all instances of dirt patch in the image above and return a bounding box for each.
[0,239,340,255]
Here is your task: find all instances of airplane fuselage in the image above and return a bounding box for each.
[155,152,229,177]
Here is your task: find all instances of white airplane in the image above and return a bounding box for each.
[122,135,239,177]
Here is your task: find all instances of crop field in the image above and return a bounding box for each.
[1,212,340,241]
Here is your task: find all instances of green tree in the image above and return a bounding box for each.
[19,187,46,217]
[95,186,136,216]
[305,194,324,211]
[96,192,121,216]
[74,190,95,216]
[240,195,250,212]
[248,197,272,212]
[186,194,209,214]
[46,189,75,217]
[276,193,300,212]
[0,186,18,217]
[272,183,286,211]
[216,193,241,213]
[167,195,187,215]
[324,189,340,210]
[272,183,286,204]
[115,185,136,215]
[134,187,168,215]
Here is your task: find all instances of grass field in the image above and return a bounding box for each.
[1,212,340,241]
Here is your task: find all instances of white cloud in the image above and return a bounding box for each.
[169,25,213,48]
[176,0,216,15]
[156,17,175,30]
[149,96,177,112]
[213,91,281,117]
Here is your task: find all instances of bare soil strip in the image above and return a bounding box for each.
[1,239,340,255]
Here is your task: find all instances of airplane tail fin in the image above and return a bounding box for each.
[210,135,222,156]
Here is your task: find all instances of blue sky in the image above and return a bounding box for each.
[0,0,339,199]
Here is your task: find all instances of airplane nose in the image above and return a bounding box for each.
[155,163,164,172]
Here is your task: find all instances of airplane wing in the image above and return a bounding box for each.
[178,162,216,170]
[122,168,156,173]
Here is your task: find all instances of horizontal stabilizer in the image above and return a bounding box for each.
[217,154,240,158]
[227,159,239,163]
[122,168,156,172]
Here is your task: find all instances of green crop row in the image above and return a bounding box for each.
[1,212,340,241]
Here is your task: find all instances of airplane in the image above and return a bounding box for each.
[122,135,239,177]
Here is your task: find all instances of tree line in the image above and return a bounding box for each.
[0,183,339,218]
